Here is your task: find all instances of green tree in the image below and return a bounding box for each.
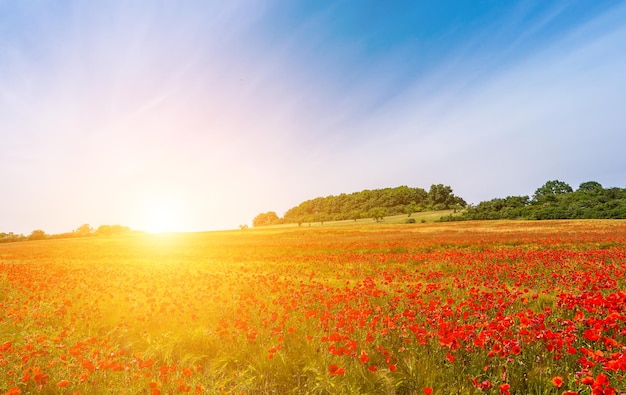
[427,184,466,209]
[577,181,603,193]
[532,180,573,204]
[368,207,387,222]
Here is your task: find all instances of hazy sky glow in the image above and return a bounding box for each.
[2,1,625,234]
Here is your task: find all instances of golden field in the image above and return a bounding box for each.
[1,220,625,394]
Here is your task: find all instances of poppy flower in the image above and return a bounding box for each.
[510,344,521,355]
[5,386,21,395]
[57,380,70,387]
[328,364,345,375]
[359,350,369,364]
[551,376,563,388]
[580,376,594,385]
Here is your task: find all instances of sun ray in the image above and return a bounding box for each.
[141,193,185,233]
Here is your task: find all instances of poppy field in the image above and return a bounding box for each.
[1,220,625,394]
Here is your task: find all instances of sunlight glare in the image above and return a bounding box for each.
[142,193,186,233]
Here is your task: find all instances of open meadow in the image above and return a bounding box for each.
[1,220,625,394]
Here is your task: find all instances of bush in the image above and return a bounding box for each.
[405,218,416,224]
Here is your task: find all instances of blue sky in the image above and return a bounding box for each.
[1,1,625,234]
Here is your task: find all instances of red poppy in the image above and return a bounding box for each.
[510,344,521,355]
[57,380,70,387]
[328,364,345,375]
[359,350,369,364]
[5,386,21,395]
[581,376,594,385]
[551,376,563,388]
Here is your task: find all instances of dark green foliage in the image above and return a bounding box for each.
[275,185,465,225]
[427,184,467,208]
[456,180,626,221]
[531,180,573,204]
[455,196,530,220]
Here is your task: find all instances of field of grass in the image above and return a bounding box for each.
[1,220,625,394]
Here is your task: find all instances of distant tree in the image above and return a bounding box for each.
[577,181,603,193]
[427,184,466,209]
[75,224,93,237]
[28,229,47,241]
[95,225,113,236]
[0,232,25,243]
[404,202,421,216]
[368,207,387,222]
[532,180,573,204]
[276,185,464,225]
[95,224,131,236]
[349,210,361,222]
[253,212,280,227]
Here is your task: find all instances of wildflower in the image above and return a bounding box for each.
[328,364,345,375]
[1,341,11,352]
[5,386,21,395]
[359,350,369,364]
[551,376,563,388]
[581,376,594,385]
[510,344,521,355]
[82,359,96,372]
[57,380,70,387]
[423,388,433,395]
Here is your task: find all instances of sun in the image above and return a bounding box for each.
[142,194,186,233]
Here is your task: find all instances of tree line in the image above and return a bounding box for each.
[0,224,132,244]
[253,184,466,226]
[441,180,626,221]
